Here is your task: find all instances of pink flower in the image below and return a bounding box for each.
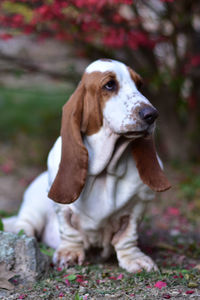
[154,281,167,289]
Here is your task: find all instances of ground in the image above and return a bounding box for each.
[0,157,200,299]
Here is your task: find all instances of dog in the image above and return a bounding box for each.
[3,59,170,273]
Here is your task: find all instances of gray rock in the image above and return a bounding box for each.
[0,231,50,285]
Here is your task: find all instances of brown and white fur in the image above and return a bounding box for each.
[3,59,170,273]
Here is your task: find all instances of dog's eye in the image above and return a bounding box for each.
[103,80,117,91]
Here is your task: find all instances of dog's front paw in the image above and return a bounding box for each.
[53,245,85,269]
[117,247,158,273]
[15,221,35,236]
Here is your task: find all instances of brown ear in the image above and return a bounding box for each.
[128,67,143,90]
[48,82,88,204]
[132,136,171,192]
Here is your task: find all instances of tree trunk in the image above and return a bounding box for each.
[146,87,199,162]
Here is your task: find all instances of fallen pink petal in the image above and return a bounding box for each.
[58,292,64,297]
[154,281,167,289]
[65,279,70,286]
[116,274,123,280]
[167,207,180,216]
[18,295,27,299]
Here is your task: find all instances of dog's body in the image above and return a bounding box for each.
[4,59,170,272]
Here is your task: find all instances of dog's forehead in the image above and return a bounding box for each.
[85,59,130,79]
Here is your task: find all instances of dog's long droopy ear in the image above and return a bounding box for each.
[48,82,88,204]
[132,136,171,192]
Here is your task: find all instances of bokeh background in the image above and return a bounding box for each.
[0,0,200,217]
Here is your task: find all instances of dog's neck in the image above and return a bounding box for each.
[84,120,132,175]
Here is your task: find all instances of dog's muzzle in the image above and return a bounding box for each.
[139,106,159,125]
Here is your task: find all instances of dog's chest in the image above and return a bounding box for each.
[70,148,153,231]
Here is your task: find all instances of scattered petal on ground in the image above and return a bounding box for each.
[18,295,27,299]
[154,281,167,289]
[186,290,194,294]
[64,279,70,286]
[58,292,64,297]
[167,207,180,216]
[116,273,123,280]
[162,294,171,299]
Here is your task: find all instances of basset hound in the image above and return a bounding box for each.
[3,59,171,273]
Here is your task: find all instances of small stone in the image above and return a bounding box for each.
[188,281,198,288]
[79,286,87,293]
[0,231,50,286]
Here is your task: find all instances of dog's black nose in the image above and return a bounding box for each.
[139,107,159,125]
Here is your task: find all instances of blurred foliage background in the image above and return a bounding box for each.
[0,0,200,168]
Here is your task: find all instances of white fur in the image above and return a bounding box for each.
[3,59,159,273]
[86,59,127,74]
[87,59,153,134]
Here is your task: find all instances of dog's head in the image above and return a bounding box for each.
[48,59,171,204]
[86,59,158,137]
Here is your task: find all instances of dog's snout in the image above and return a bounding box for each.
[139,107,159,125]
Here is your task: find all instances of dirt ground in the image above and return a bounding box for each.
[0,162,200,299]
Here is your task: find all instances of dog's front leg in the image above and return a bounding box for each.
[112,202,158,273]
[53,205,85,269]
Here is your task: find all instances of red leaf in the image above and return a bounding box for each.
[109,276,117,280]
[162,294,171,299]
[190,55,200,67]
[186,290,194,294]
[0,33,13,41]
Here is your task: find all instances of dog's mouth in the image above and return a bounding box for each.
[123,130,149,139]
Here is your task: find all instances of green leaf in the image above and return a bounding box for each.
[66,274,77,281]
[2,1,33,22]
[74,293,83,300]
[17,229,25,236]
[0,219,4,231]
[40,247,55,257]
